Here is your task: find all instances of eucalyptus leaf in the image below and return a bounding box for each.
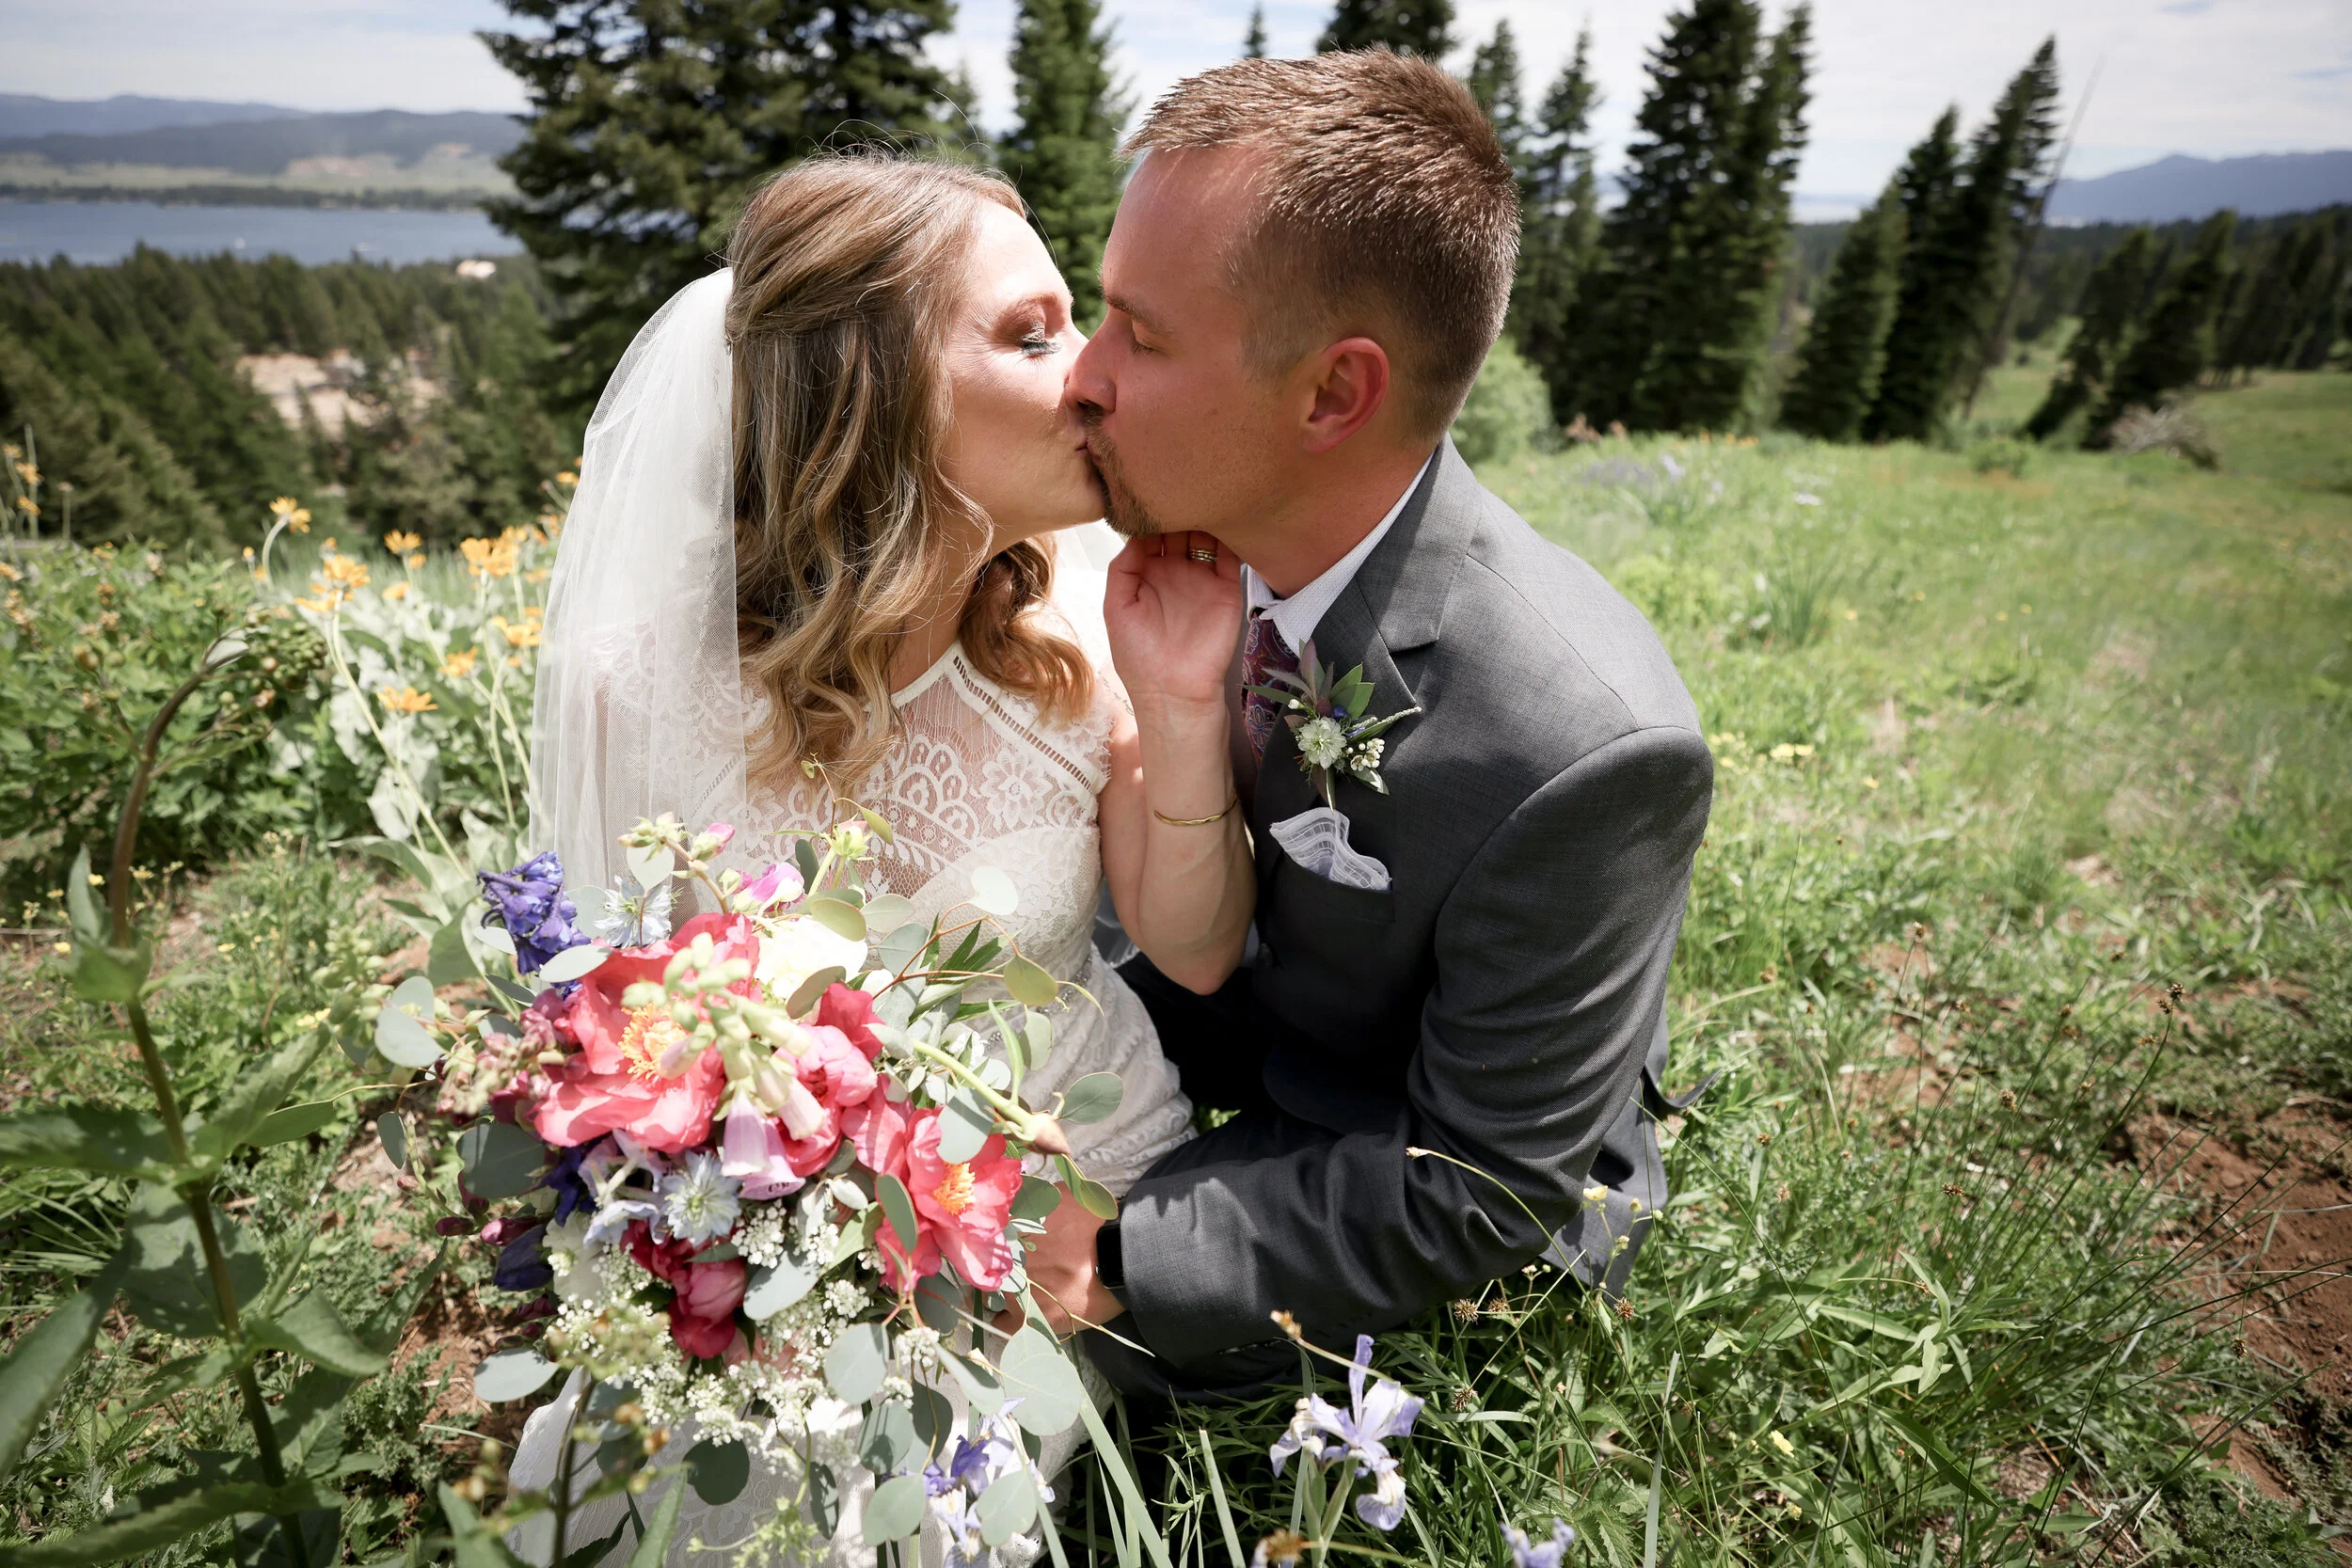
[860,893,913,933]
[1025,1013,1054,1071]
[535,943,609,984]
[865,1472,926,1544]
[377,1112,408,1172]
[373,1006,442,1069]
[803,895,867,943]
[857,1399,917,1477]
[787,965,846,1019]
[822,1321,888,1405]
[1011,1177,1063,1223]
[877,921,930,980]
[805,1461,840,1539]
[742,1252,819,1321]
[875,1172,920,1257]
[977,1467,1040,1544]
[910,1379,955,1451]
[250,1099,339,1148]
[1002,955,1057,1008]
[937,1090,995,1164]
[473,1346,559,1403]
[687,1439,750,1505]
[943,1350,1005,1417]
[474,922,517,958]
[968,867,1019,917]
[626,842,675,889]
[426,914,473,987]
[1057,1071,1123,1126]
[914,1272,964,1335]
[457,1119,546,1201]
[998,1326,1086,1436]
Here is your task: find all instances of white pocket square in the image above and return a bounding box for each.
[1268,806,1391,892]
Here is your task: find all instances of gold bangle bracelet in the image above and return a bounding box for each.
[1152,797,1238,828]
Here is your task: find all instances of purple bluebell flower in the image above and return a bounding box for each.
[493,1223,554,1292]
[540,1141,598,1224]
[1504,1517,1576,1568]
[1266,1334,1423,1532]
[479,851,587,975]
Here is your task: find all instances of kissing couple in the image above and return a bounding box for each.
[521,46,1712,1562]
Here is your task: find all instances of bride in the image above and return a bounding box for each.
[507,154,1250,1563]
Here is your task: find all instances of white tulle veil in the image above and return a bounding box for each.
[530,270,745,895]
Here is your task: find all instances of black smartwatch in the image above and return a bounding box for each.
[1094,1218,1127,1298]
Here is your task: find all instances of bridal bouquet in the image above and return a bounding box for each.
[389,811,1126,1563]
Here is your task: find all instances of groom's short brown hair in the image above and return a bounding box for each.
[1123,50,1520,439]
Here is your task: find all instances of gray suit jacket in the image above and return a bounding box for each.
[1113,439,1713,1371]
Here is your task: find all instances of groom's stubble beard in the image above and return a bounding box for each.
[1080,409,1166,540]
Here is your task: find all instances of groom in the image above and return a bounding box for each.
[1032,50,1714,1398]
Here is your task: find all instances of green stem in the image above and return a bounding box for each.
[902,1037,1065,1150]
[320,610,462,866]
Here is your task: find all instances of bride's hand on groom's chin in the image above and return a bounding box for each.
[996,1186,1124,1338]
[1104,530,1244,721]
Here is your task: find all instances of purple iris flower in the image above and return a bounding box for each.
[478,851,587,975]
[1504,1517,1576,1568]
[492,1223,554,1292]
[1267,1334,1423,1531]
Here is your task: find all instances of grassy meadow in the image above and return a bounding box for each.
[2,368,2348,1565]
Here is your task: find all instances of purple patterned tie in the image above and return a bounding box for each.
[1242,609,1299,762]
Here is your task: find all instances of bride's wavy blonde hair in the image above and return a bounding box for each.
[726,153,1090,790]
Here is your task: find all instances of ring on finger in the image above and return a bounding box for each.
[1186,546,1217,563]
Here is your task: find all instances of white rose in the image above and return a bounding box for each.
[756,913,867,998]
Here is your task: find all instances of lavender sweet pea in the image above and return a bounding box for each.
[478,851,588,974]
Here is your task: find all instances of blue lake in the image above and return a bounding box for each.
[0,199,514,266]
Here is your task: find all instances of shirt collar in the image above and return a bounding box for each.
[1243,452,1435,655]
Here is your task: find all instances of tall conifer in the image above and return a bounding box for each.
[1512,30,1601,421]
[2091,211,2236,438]
[1243,4,1268,57]
[1866,41,2060,441]
[1000,0,1127,324]
[2023,225,2153,440]
[1467,22,1527,166]
[485,0,953,411]
[1316,0,1454,56]
[1562,0,1808,432]
[1779,186,1906,442]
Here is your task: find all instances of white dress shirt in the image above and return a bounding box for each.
[1243,452,1435,656]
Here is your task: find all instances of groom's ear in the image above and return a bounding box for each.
[1298,337,1391,456]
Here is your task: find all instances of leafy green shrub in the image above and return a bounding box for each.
[0,546,326,908]
[1453,338,1554,467]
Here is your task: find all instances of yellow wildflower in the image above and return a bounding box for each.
[525,567,549,583]
[14,461,38,485]
[406,552,425,569]
[377,685,436,715]
[0,562,18,582]
[319,555,371,591]
[385,582,411,601]
[443,649,479,679]
[14,496,37,516]
[270,497,312,532]
[555,470,579,486]
[384,530,422,554]
[460,534,519,580]
[490,608,544,649]
[1863,776,1881,791]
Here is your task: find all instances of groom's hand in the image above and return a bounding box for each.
[1000,1186,1125,1338]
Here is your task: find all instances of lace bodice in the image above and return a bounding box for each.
[739,627,1123,989]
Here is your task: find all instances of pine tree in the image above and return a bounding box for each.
[2218,220,2328,376]
[1779,186,1906,441]
[484,0,954,412]
[2023,226,2153,440]
[1866,41,2060,441]
[1467,22,1527,167]
[1316,0,1454,56]
[2090,210,2236,439]
[1562,0,1809,432]
[1000,0,1127,325]
[1243,3,1268,57]
[1512,30,1601,422]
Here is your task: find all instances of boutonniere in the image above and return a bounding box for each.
[1251,640,1422,808]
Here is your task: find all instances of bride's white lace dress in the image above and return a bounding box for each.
[509,555,1194,1566]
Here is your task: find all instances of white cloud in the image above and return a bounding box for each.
[3,0,2345,198]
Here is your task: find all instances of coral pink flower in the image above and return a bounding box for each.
[817,983,884,1062]
[531,912,758,1153]
[760,1022,880,1178]
[842,1098,939,1289]
[906,1114,1024,1291]
[627,1224,749,1361]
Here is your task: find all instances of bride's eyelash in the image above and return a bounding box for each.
[1018,325,1056,357]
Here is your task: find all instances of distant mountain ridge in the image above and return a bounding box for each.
[0,93,310,139]
[0,109,522,175]
[2049,151,2352,224]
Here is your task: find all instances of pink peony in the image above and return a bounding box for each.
[906,1113,1025,1291]
[530,912,758,1153]
[817,983,884,1062]
[842,1098,939,1289]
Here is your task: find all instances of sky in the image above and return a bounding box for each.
[4,0,2348,202]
